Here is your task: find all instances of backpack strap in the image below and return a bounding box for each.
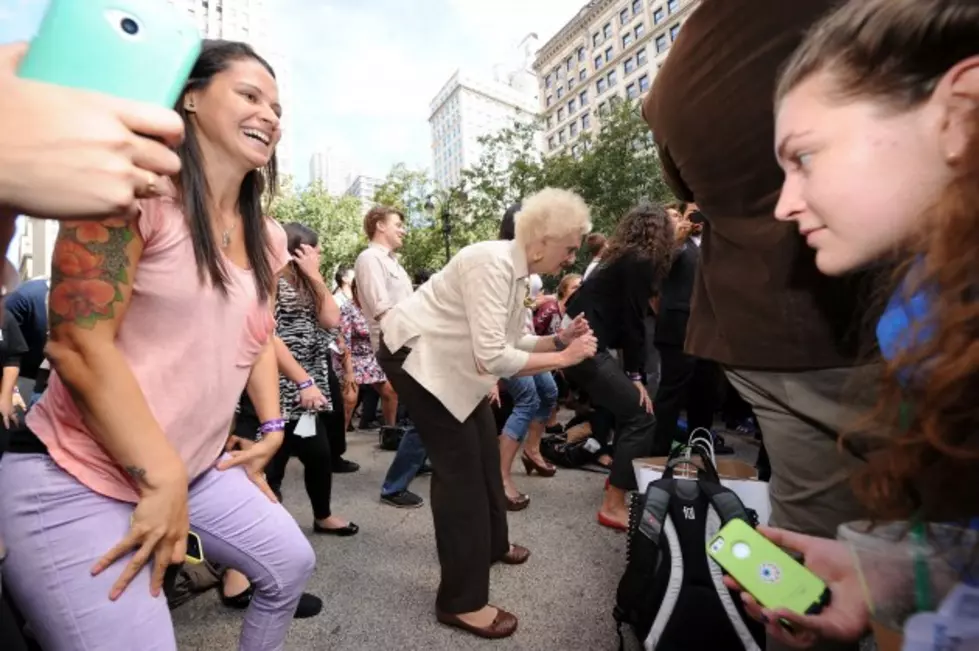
[663,446,721,484]
[698,480,751,525]
[638,481,672,543]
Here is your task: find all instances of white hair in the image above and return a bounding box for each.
[514,188,592,246]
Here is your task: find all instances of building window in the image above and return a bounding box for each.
[656,34,668,53]
[557,86,565,99]
[623,32,634,48]
[578,46,586,61]
[639,73,650,92]
[558,107,565,121]
[597,77,608,94]
[559,129,567,144]
[567,56,574,71]
[598,101,609,116]
[545,74,552,88]
[593,32,601,46]
[653,7,664,23]
[546,95,553,107]
[670,23,681,40]
[548,136,555,150]
[579,89,589,105]
[624,57,636,74]
[633,0,642,14]
[595,55,603,70]
[579,69,587,81]
[569,77,576,90]
[547,116,553,130]
[635,22,645,38]
[637,47,648,65]
[627,82,639,99]
[605,46,614,62]
[668,0,679,13]
[604,22,613,39]
[570,122,579,137]
[582,112,591,129]
[610,95,622,107]
[608,70,618,87]
[568,98,576,113]
[620,8,629,25]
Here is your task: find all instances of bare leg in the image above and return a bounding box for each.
[498,434,523,499]
[523,420,551,468]
[343,384,359,433]
[376,381,398,426]
[599,485,629,528]
[223,568,251,597]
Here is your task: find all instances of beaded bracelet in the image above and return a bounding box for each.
[296,379,314,390]
[259,418,286,434]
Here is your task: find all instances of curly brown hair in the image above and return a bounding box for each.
[854,110,979,524]
[600,203,676,288]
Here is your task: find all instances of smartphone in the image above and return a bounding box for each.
[17,0,201,108]
[707,519,831,617]
[184,531,204,565]
[131,516,204,565]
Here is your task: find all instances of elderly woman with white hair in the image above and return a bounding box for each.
[377,187,597,640]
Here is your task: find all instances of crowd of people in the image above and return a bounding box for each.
[0,0,976,649]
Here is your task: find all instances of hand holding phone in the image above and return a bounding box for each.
[712,524,871,648]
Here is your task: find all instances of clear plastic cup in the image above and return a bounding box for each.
[837,521,979,649]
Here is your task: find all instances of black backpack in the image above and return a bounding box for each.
[614,446,765,651]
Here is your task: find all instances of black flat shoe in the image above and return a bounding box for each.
[332,458,360,474]
[314,521,359,537]
[222,586,323,619]
[417,463,434,476]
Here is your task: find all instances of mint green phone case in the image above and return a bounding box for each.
[17,0,201,108]
[707,519,831,616]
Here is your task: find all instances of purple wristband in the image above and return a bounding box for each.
[628,372,643,383]
[297,379,314,390]
[259,418,286,434]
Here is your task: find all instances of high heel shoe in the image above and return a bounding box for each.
[521,453,556,477]
[505,493,530,511]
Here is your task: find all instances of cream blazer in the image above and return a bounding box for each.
[381,240,542,422]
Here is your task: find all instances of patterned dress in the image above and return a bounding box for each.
[337,301,387,385]
[276,277,333,419]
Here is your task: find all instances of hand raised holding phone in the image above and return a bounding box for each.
[0,43,184,220]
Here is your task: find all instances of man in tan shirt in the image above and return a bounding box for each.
[354,207,427,509]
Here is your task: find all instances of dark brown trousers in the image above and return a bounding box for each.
[378,342,510,614]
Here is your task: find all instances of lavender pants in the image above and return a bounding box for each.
[0,453,315,651]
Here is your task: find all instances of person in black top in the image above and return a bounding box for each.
[564,203,676,531]
[0,306,28,440]
[3,279,48,387]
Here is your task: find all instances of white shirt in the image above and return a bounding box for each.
[584,257,601,279]
[354,243,414,352]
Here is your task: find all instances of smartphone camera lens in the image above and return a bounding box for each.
[120,17,139,35]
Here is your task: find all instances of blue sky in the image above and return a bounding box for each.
[1,0,581,185]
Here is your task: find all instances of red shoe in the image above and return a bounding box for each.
[597,512,628,532]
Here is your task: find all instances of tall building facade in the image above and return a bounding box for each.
[428,67,540,189]
[534,0,699,157]
[345,175,383,216]
[309,150,356,196]
[166,0,294,180]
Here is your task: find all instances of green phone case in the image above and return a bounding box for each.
[707,519,830,616]
[17,0,201,108]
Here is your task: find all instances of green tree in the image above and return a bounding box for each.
[271,180,364,277]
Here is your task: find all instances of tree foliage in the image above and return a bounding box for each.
[270,179,365,277]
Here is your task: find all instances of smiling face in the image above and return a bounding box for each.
[185,58,282,173]
[376,212,407,251]
[773,72,951,275]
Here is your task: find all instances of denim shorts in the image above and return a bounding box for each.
[501,373,558,441]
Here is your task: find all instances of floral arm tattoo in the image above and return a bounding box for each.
[49,219,136,330]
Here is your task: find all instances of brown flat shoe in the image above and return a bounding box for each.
[506,493,530,512]
[436,606,518,639]
[499,543,531,565]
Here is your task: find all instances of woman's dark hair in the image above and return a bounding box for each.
[413,269,434,286]
[334,266,352,288]
[282,222,322,312]
[176,40,279,302]
[499,203,521,241]
[601,203,676,287]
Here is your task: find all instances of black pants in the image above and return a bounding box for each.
[357,384,380,428]
[323,362,347,461]
[265,415,333,520]
[378,343,509,614]
[563,351,656,491]
[651,344,718,455]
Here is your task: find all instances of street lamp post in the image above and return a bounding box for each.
[425,190,466,266]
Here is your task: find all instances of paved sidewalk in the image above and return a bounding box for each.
[172,428,760,650]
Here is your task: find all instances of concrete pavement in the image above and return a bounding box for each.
[172,427,760,650]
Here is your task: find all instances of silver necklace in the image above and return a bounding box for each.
[221,220,238,248]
